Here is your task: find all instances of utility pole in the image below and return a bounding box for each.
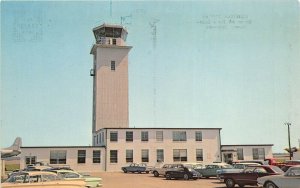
[285,122,292,160]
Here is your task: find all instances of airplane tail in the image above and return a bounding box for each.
[5,137,22,151]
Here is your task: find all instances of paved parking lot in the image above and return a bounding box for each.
[92,172,260,188]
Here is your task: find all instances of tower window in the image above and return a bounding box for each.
[112,38,117,45]
[111,61,115,71]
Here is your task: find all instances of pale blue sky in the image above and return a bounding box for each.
[1,1,300,152]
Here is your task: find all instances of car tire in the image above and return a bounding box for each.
[166,174,171,180]
[123,169,127,173]
[225,178,235,188]
[153,171,159,177]
[265,182,278,188]
[146,171,149,174]
[183,173,189,180]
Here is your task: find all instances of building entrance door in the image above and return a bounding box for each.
[223,153,233,164]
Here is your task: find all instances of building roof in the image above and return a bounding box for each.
[92,23,128,33]
[221,144,274,147]
[21,146,105,149]
[101,127,221,130]
[94,127,222,134]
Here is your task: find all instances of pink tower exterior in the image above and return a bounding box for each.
[90,24,132,133]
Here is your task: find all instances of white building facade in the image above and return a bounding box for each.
[20,146,105,172]
[221,144,273,163]
[19,128,222,172]
[94,128,222,171]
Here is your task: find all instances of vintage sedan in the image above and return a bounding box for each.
[195,163,233,178]
[217,163,261,182]
[1,171,86,188]
[223,165,284,188]
[165,167,201,180]
[257,165,300,188]
[46,169,102,188]
[121,163,150,173]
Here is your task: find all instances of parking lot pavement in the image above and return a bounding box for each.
[91,172,260,188]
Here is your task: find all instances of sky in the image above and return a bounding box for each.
[1,0,300,153]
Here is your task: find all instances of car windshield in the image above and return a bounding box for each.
[270,166,284,174]
[285,167,300,176]
[222,165,233,169]
[5,174,27,183]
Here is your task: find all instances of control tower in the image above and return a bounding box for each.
[90,24,132,133]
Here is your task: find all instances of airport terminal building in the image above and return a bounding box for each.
[19,24,273,172]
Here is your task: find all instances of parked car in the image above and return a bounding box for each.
[222,165,284,188]
[152,163,184,177]
[121,163,150,173]
[46,169,102,188]
[182,163,205,170]
[165,167,201,180]
[257,165,300,188]
[195,163,233,178]
[1,171,86,188]
[217,162,260,182]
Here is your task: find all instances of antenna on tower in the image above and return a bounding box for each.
[149,18,159,49]
[110,0,113,17]
[120,14,132,26]
[149,18,159,127]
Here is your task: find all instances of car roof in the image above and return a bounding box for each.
[235,163,261,165]
[14,171,57,176]
[50,169,74,173]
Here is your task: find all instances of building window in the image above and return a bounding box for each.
[196,149,203,161]
[110,150,118,163]
[172,131,186,141]
[126,150,133,163]
[237,148,244,160]
[141,149,149,162]
[195,131,202,141]
[126,131,133,142]
[156,149,164,162]
[110,131,118,142]
[253,148,265,160]
[94,136,97,145]
[156,131,163,141]
[101,132,104,143]
[112,38,117,45]
[111,61,115,71]
[77,150,86,164]
[93,150,101,163]
[25,156,36,165]
[173,149,187,162]
[50,150,67,164]
[141,131,149,142]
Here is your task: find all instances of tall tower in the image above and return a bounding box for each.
[90,24,132,133]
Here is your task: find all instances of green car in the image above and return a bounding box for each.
[195,163,233,178]
[49,169,102,188]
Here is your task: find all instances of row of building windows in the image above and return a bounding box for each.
[109,149,204,163]
[24,148,265,165]
[236,148,265,160]
[109,131,202,142]
[25,150,101,165]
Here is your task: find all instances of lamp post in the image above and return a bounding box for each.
[285,122,292,160]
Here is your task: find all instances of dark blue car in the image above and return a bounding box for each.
[121,163,150,173]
